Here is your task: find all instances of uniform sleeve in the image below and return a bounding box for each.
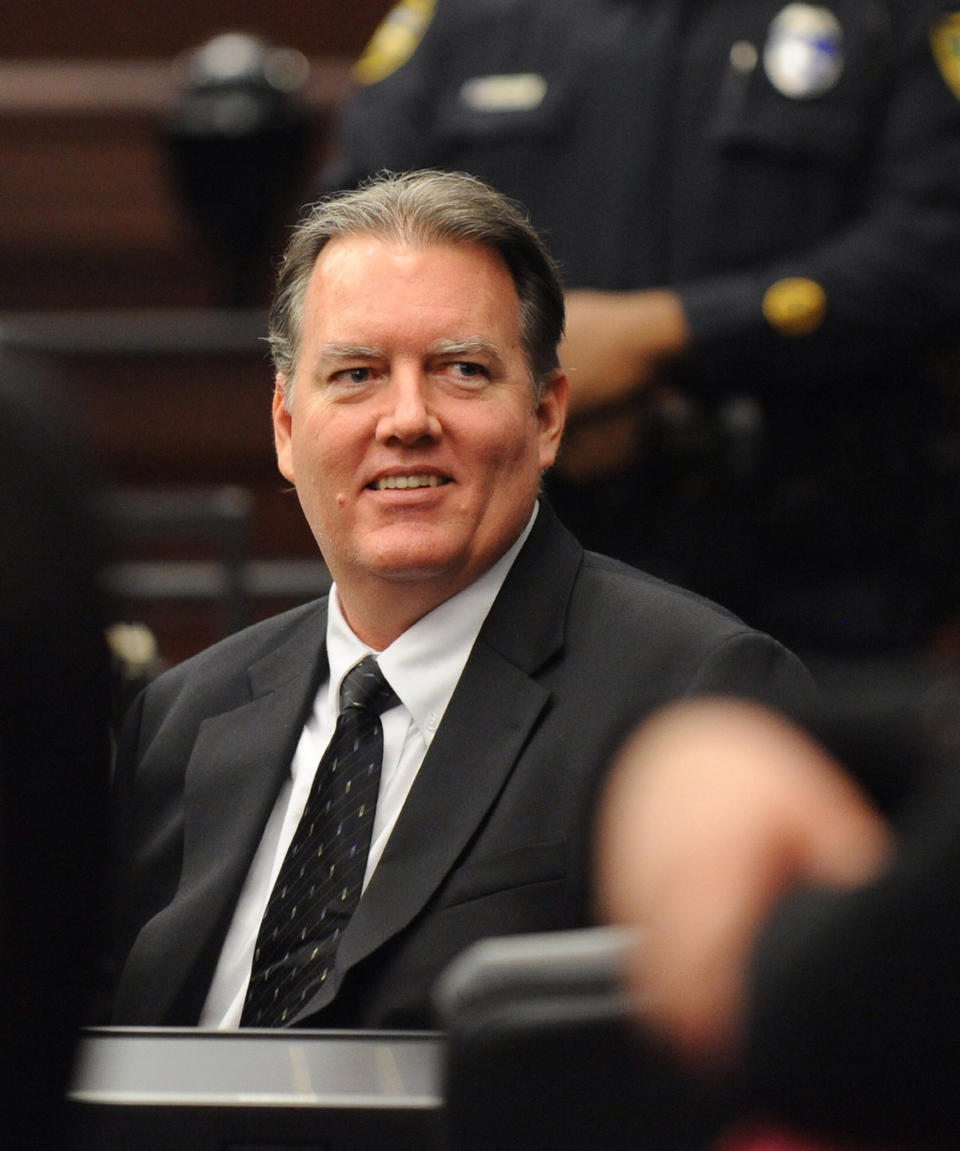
[678,2,960,396]
[324,0,451,188]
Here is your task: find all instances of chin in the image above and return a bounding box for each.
[372,557,459,583]
[360,531,466,579]
[360,539,476,588]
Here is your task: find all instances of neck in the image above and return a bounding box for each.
[333,576,462,651]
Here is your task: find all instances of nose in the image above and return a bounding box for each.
[376,368,442,445]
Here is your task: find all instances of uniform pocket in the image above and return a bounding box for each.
[704,34,882,263]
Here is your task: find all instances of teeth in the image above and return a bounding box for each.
[376,474,442,490]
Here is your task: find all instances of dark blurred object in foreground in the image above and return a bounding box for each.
[0,349,112,1148]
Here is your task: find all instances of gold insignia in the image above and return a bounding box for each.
[354,0,437,86]
[931,13,960,101]
[762,277,828,337]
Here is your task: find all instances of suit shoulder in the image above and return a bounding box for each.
[571,551,817,714]
[143,598,326,701]
[577,549,745,629]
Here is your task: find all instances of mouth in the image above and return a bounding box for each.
[370,473,451,491]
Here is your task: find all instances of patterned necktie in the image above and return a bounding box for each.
[240,655,399,1027]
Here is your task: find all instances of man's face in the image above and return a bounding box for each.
[273,235,566,624]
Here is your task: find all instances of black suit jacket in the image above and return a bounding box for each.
[108,503,815,1028]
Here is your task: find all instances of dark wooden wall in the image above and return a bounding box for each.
[1,2,396,309]
[1,3,396,662]
[2,2,393,58]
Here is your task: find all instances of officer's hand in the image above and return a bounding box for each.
[556,289,690,481]
[560,288,690,417]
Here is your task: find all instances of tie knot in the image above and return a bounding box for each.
[339,655,399,717]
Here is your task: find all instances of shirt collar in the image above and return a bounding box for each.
[325,503,538,744]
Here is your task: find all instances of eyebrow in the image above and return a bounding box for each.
[314,343,384,362]
[313,339,508,369]
[426,338,505,366]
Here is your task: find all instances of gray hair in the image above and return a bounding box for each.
[269,169,565,405]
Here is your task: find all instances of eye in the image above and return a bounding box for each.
[327,365,376,388]
[449,361,488,380]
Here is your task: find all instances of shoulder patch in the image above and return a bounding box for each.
[931,13,960,101]
[354,0,437,87]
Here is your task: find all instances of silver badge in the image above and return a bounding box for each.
[763,4,844,98]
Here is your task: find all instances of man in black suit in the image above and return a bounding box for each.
[108,169,814,1030]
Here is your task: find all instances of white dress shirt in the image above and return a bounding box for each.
[199,506,538,1027]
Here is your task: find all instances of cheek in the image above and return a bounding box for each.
[475,409,539,467]
[293,412,352,477]
[290,430,344,518]
[467,436,543,521]
[493,420,546,485]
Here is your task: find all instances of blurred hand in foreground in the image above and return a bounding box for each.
[594,698,891,1070]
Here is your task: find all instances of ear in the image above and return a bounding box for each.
[272,375,296,484]
[537,369,568,471]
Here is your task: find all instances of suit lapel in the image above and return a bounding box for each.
[130,604,329,1022]
[339,643,552,960]
[296,504,583,1019]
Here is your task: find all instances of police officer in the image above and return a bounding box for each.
[329,0,960,655]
